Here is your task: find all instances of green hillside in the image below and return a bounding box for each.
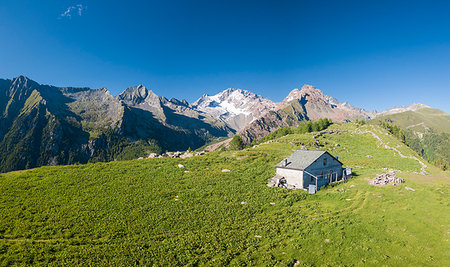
[372,107,450,133]
[0,123,449,265]
[370,107,450,168]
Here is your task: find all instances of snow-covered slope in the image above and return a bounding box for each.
[192,88,277,131]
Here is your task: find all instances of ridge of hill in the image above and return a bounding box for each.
[372,105,450,133]
[1,122,448,265]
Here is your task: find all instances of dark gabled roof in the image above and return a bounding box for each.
[276,150,342,170]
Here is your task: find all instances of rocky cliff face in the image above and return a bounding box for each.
[192,88,277,131]
[0,76,93,171]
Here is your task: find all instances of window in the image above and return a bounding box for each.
[323,157,327,166]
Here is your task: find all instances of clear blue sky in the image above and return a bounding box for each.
[1,0,449,112]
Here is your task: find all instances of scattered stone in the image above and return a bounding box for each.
[366,155,373,158]
[178,164,185,168]
[270,202,276,205]
[222,169,230,173]
[184,170,190,173]
[335,143,340,147]
[240,201,248,205]
[405,187,416,191]
[138,157,144,160]
[254,235,262,238]
[294,260,300,266]
[267,175,289,188]
[180,153,194,159]
[350,185,355,188]
[345,199,352,201]
[324,239,330,242]
[149,151,206,159]
[368,171,404,186]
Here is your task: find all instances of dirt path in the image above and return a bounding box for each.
[357,127,428,174]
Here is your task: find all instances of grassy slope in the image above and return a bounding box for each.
[0,123,449,265]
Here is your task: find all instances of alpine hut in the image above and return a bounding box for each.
[269,150,346,191]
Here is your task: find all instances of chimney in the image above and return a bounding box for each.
[284,159,288,166]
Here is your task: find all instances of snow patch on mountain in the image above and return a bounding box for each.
[193,88,276,131]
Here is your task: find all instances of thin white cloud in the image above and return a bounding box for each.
[60,4,86,18]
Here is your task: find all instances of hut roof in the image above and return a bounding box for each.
[276,150,341,170]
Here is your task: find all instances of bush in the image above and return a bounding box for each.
[254,118,333,145]
[229,135,246,150]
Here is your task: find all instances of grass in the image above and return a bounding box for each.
[0,123,449,265]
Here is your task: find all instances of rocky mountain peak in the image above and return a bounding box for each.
[282,84,324,103]
[11,75,36,89]
[7,75,40,101]
[13,75,28,82]
[117,85,159,105]
[300,84,319,92]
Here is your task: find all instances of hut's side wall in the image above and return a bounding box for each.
[276,168,303,188]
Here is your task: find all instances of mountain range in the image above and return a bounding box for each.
[0,75,445,172]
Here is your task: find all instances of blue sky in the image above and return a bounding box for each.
[1,0,449,112]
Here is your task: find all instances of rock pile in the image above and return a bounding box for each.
[267,175,298,189]
[147,151,205,159]
[368,171,404,186]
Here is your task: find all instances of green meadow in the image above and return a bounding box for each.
[0,123,449,265]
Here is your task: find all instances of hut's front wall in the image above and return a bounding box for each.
[276,168,303,188]
[304,153,343,189]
